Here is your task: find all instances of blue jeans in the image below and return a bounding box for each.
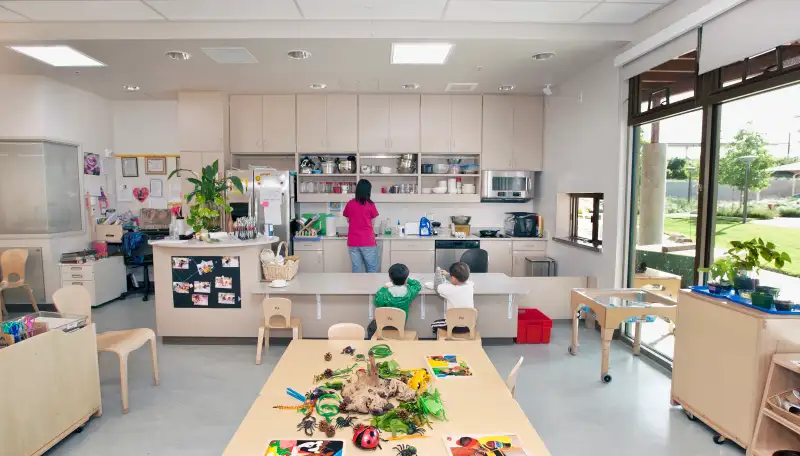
[349,246,379,273]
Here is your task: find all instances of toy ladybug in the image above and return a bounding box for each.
[352,425,381,450]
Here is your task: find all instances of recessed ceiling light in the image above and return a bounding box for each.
[391,43,453,65]
[288,50,311,60]
[532,52,556,61]
[165,50,191,61]
[402,83,420,90]
[310,83,327,90]
[7,45,105,67]
[499,85,515,92]
[122,85,140,92]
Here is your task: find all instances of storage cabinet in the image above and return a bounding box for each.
[296,95,328,153]
[297,95,357,153]
[421,95,451,153]
[296,250,324,273]
[263,95,297,153]
[358,95,420,153]
[358,95,391,153]
[390,250,435,273]
[322,240,351,273]
[178,92,226,152]
[511,241,547,277]
[421,95,481,154]
[229,95,263,153]
[59,257,127,307]
[482,241,513,276]
[482,95,543,170]
[389,95,420,152]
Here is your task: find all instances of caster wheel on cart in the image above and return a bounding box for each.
[602,374,612,383]
[74,426,85,434]
[712,434,726,445]
[685,411,696,421]
[568,346,576,356]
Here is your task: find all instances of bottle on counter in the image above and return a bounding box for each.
[456,177,463,194]
[395,220,401,236]
[384,218,392,236]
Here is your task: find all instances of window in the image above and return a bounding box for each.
[554,193,603,250]
[636,51,698,115]
[717,41,800,90]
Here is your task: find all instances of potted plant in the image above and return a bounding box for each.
[168,160,243,239]
[699,238,791,294]
[699,256,735,294]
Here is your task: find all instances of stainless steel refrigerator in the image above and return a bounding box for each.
[251,168,296,254]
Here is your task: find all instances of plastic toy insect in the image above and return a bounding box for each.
[353,425,382,450]
[393,444,417,456]
[297,416,317,436]
[336,415,357,429]
[341,345,355,355]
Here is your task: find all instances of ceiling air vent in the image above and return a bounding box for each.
[445,82,479,92]
[201,47,258,64]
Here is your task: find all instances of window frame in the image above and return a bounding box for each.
[557,192,603,251]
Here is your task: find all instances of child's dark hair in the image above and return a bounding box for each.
[389,263,409,286]
[449,262,470,283]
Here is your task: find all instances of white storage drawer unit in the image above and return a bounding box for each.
[59,257,127,307]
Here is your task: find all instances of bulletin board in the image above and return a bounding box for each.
[171,255,241,309]
[114,155,181,214]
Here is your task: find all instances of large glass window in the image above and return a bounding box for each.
[637,51,697,115]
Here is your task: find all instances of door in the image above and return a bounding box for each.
[421,95,452,153]
[482,96,514,170]
[358,95,390,153]
[450,96,482,154]
[483,241,513,275]
[513,96,544,170]
[390,250,435,273]
[229,95,263,153]
[326,94,358,152]
[296,95,327,153]
[389,95,420,152]
[323,240,352,273]
[263,95,297,153]
[297,250,324,273]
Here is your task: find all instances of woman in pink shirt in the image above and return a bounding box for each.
[343,179,380,272]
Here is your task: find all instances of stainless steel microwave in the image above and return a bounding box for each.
[481,170,533,202]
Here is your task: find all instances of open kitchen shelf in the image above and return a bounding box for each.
[296,193,480,203]
[298,173,358,178]
[421,174,480,177]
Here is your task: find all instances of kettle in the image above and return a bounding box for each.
[419,217,432,237]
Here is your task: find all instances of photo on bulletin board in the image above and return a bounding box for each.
[146,156,167,175]
[171,256,241,309]
[84,152,100,176]
[121,157,139,177]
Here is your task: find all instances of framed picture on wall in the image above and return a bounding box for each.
[145,156,167,175]
[121,157,138,177]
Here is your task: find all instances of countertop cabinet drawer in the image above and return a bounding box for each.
[62,270,93,281]
[391,240,434,251]
[512,240,546,251]
[295,241,323,251]
[60,264,93,273]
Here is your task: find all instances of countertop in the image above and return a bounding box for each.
[253,272,529,295]
[150,236,279,249]
[299,234,546,242]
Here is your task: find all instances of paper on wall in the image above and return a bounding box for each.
[261,198,282,223]
[149,197,167,209]
[117,183,133,202]
[169,182,182,202]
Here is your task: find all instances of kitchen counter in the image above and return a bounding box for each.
[301,234,546,242]
[150,236,279,248]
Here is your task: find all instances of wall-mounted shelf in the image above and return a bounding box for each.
[298,173,358,178]
[297,193,481,203]
[421,174,480,178]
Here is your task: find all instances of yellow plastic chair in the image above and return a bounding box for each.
[436,307,480,341]
[0,249,39,317]
[53,285,158,414]
[256,297,302,365]
[371,307,417,340]
[328,323,366,340]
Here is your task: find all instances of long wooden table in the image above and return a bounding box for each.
[224,340,552,455]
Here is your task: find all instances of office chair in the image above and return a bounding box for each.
[123,232,154,301]
[460,248,489,273]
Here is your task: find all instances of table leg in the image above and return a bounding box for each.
[633,321,642,356]
[600,328,614,383]
[569,305,580,355]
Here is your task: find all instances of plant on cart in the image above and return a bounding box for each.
[699,238,791,292]
[168,160,243,235]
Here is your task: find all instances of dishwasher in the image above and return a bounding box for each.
[434,240,480,271]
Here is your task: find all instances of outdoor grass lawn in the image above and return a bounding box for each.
[663,216,800,277]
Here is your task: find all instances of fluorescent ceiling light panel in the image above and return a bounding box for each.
[7,45,105,67]
[391,43,452,65]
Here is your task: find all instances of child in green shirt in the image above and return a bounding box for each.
[368,264,421,338]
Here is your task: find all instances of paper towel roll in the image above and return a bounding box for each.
[325,215,337,237]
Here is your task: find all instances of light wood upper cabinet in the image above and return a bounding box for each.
[388,95,420,152]
[178,92,226,152]
[358,95,391,153]
[512,96,543,171]
[482,95,514,169]
[229,95,263,153]
[325,94,358,152]
[450,95,482,154]
[262,95,296,153]
[421,95,452,153]
[296,95,327,153]
[481,95,543,170]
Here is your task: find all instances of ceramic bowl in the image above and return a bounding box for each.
[431,187,447,194]
[422,188,433,194]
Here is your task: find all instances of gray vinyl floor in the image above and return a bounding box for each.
[45,296,744,456]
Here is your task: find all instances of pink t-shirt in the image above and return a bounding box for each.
[343,199,379,247]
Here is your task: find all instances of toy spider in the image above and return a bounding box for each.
[341,346,355,355]
[296,416,317,436]
[406,422,426,436]
[336,415,357,429]
[393,444,417,456]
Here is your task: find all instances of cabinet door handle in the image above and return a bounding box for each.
[72,274,82,278]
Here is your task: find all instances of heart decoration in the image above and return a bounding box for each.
[133,187,149,203]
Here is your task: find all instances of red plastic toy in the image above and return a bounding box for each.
[353,425,381,450]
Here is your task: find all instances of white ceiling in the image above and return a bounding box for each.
[0,0,673,24]
[0,38,626,99]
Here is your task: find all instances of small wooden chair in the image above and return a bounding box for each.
[371,307,417,340]
[436,307,480,341]
[53,285,158,414]
[256,297,302,364]
[328,323,366,340]
[0,249,39,317]
[506,356,524,397]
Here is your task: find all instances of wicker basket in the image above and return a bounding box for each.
[766,390,800,427]
[262,242,299,282]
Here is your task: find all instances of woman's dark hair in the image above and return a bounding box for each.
[355,179,372,205]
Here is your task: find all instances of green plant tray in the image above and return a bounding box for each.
[691,286,800,315]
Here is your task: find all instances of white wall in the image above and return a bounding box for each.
[112,100,179,157]
[539,55,628,288]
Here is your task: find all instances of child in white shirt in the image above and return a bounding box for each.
[431,262,475,335]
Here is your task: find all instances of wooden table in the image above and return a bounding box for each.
[632,267,682,298]
[569,289,677,384]
[224,340,552,456]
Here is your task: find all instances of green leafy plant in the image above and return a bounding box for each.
[700,237,791,282]
[778,207,800,218]
[167,160,243,233]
